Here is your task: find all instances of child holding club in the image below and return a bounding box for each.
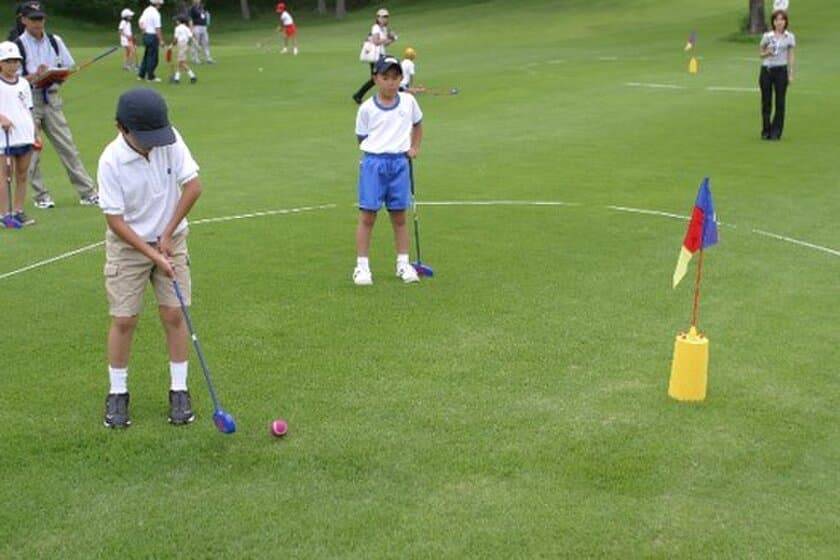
[97,87,202,428]
[0,41,36,228]
[353,55,423,286]
[399,46,424,94]
[275,3,299,55]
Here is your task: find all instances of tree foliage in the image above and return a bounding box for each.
[8,0,373,21]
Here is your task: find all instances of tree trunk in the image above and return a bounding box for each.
[240,0,251,20]
[748,0,766,33]
[336,0,346,19]
[318,0,328,15]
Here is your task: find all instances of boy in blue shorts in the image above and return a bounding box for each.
[353,55,424,286]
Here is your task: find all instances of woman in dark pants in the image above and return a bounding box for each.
[758,10,795,140]
[352,8,396,104]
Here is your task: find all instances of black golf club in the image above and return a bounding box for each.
[407,158,434,277]
[172,279,236,434]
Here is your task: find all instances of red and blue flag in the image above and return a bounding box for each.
[684,31,696,51]
[673,178,717,288]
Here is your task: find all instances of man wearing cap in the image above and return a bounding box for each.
[97,87,203,429]
[15,1,99,209]
[137,0,166,83]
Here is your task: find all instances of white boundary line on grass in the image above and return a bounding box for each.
[606,205,688,221]
[625,82,686,90]
[0,204,336,282]
[418,200,578,207]
[625,83,760,94]
[607,205,838,258]
[752,229,840,258]
[3,202,836,282]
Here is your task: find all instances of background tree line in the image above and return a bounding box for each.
[1,0,373,22]
[2,0,773,29]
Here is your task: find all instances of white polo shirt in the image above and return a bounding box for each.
[356,92,423,154]
[0,76,34,146]
[138,6,162,34]
[280,11,294,26]
[98,128,199,242]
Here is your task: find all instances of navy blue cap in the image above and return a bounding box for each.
[116,88,176,147]
[373,55,402,75]
[21,1,46,18]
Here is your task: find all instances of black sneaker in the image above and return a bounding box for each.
[104,393,131,428]
[168,390,195,425]
[13,211,35,226]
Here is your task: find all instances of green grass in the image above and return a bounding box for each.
[2,0,839,557]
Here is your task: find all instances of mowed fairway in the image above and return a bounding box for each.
[1,0,838,557]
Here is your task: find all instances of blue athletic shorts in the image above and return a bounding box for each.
[358,153,410,212]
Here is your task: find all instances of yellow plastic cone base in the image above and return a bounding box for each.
[689,57,698,75]
[668,326,708,401]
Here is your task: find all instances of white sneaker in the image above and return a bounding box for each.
[396,263,420,283]
[353,267,373,286]
[293,48,299,55]
[280,47,288,54]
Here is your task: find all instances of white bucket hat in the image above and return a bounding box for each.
[0,41,23,62]
[121,8,135,18]
[376,8,389,17]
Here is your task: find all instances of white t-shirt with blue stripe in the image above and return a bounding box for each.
[356,92,423,154]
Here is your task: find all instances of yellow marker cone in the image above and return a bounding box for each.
[688,57,698,75]
[668,326,708,401]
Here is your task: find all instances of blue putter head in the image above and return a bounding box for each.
[412,262,434,277]
[2,215,22,229]
[213,411,237,434]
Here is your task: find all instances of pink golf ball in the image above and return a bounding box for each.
[270,419,288,437]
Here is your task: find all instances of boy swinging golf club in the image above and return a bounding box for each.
[98,87,204,429]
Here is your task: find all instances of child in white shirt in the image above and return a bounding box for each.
[170,16,197,84]
[118,9,138,71]
[0,41,36,227]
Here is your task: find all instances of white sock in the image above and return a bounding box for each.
[356,256,370,271]
[397,254,410,266]
[170,361,188,391]
[188,69,195,78]
[174,72,180,80]
[109,366,128,394]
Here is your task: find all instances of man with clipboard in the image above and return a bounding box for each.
[15,1,98,209]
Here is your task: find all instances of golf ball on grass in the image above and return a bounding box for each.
[270,419,288,437]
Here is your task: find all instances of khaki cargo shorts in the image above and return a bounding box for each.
[104,229,191,317]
